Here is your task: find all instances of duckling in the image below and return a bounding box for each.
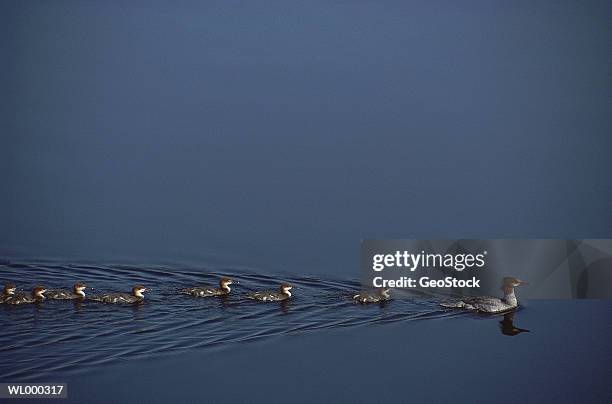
[247,283,293,302]
[180,277,233,297]
[46,282,88,300]
[89,285,147,304]
[353,288,391,303]
[0,282,17,303]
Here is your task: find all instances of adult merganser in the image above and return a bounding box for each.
[440,277,528,313]
[46,282,88,300]
[0,282,17,303]
[89,285,147,304]
[5,286,47,305]
[180,277,233,297]
[353,288,391,303]
[247,283,292,302]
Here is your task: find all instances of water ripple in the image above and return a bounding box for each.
[0,261,455,380]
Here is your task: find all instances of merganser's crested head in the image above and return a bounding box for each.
[3,282,16,295]
[501,277,528,295]
[33,286,47,298]
[280,283,293,295]
[132,285,147,298]
[220,277,233,290]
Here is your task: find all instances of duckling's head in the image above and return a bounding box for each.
[73,282,88,296]
[220,277,233,291]
[3,282,16,295]
[280,283,293,296]
[132,285,148,298]
[33,286,47,299]
[379,288,391,299]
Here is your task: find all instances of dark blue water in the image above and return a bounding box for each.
[2,259,611,404]
[68,299,609,404]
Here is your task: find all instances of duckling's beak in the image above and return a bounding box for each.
[517,280,529,286]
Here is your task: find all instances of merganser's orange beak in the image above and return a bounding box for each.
[517,280,529,286]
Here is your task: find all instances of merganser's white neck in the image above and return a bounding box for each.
[221,284,231,293]
[503,288,517,307]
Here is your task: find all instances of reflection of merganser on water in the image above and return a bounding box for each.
[89,285,147,304]
[5,286,47,305]
[440,277,528,313]
[180,277,233,297]
[247,283,292,301]
[353,288,390,303]
[46,282,88,300]
[0,282,17,303]
[499,311,530,336]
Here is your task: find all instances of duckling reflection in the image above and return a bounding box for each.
[218,294,232,308]
[72,298,86,312]
[499,311,530,336]
[278,298,291,314]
